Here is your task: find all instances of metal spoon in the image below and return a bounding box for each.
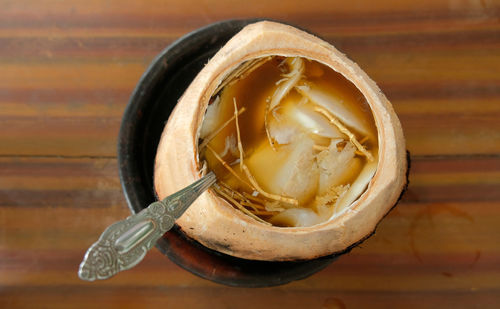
[78,172,216,281]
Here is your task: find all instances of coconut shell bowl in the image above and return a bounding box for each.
[118,19,408,287]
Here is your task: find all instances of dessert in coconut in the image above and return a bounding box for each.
[154,21,407,261]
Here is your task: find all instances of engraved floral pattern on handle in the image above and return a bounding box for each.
[78,201,174,281]
[78,172,216,281]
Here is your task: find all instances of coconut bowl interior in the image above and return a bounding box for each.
[118,19,340,287]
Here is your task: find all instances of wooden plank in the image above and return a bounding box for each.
[0,3,499,157]
[1,199,499,251]
[1,0,498,31]
[0,0,499,307]
[1,48,498,88]
[1,286,498,309]
[1,29,498,61]
[0,156,498,305]
[1,155,499,208]
[0,51,498,156]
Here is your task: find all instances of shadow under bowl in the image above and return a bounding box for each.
[117,19,338,287]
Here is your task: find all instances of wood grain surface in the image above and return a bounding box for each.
[1,0,499,308]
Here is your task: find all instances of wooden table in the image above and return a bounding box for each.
[1,1,499,308]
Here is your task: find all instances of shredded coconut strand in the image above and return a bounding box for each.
[214,57,272,95]
[213,184,270,225]
[199,107,246,150]
[234,99,299,206]
[205,144,254,190]
[314,106,374,161]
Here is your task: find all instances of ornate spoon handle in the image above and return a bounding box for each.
[78,172,216,281]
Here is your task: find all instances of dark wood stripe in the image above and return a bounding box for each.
[383,82,500,101]
[0,286,499,309]
[0,189,125,208]
[328,29,500,51]
[0,37,172,60]
[1,82,499,104]
[0,157,498,209]
[0,117,121,156]
[1,247,498,272]
[402,184,500,203]
[400,112,500,130]
[0,29,498,60]
[1,8,498,29]
[410,156,500,173]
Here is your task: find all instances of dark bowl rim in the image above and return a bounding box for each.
[115,18,352,287]
[118,19,262,213]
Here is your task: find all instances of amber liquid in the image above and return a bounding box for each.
[199,57,378,223]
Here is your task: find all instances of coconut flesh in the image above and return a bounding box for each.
[198,56,379,227]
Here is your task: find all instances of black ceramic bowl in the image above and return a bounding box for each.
[118,19,338,287]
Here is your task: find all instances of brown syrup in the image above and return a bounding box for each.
[199,56,379,226]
